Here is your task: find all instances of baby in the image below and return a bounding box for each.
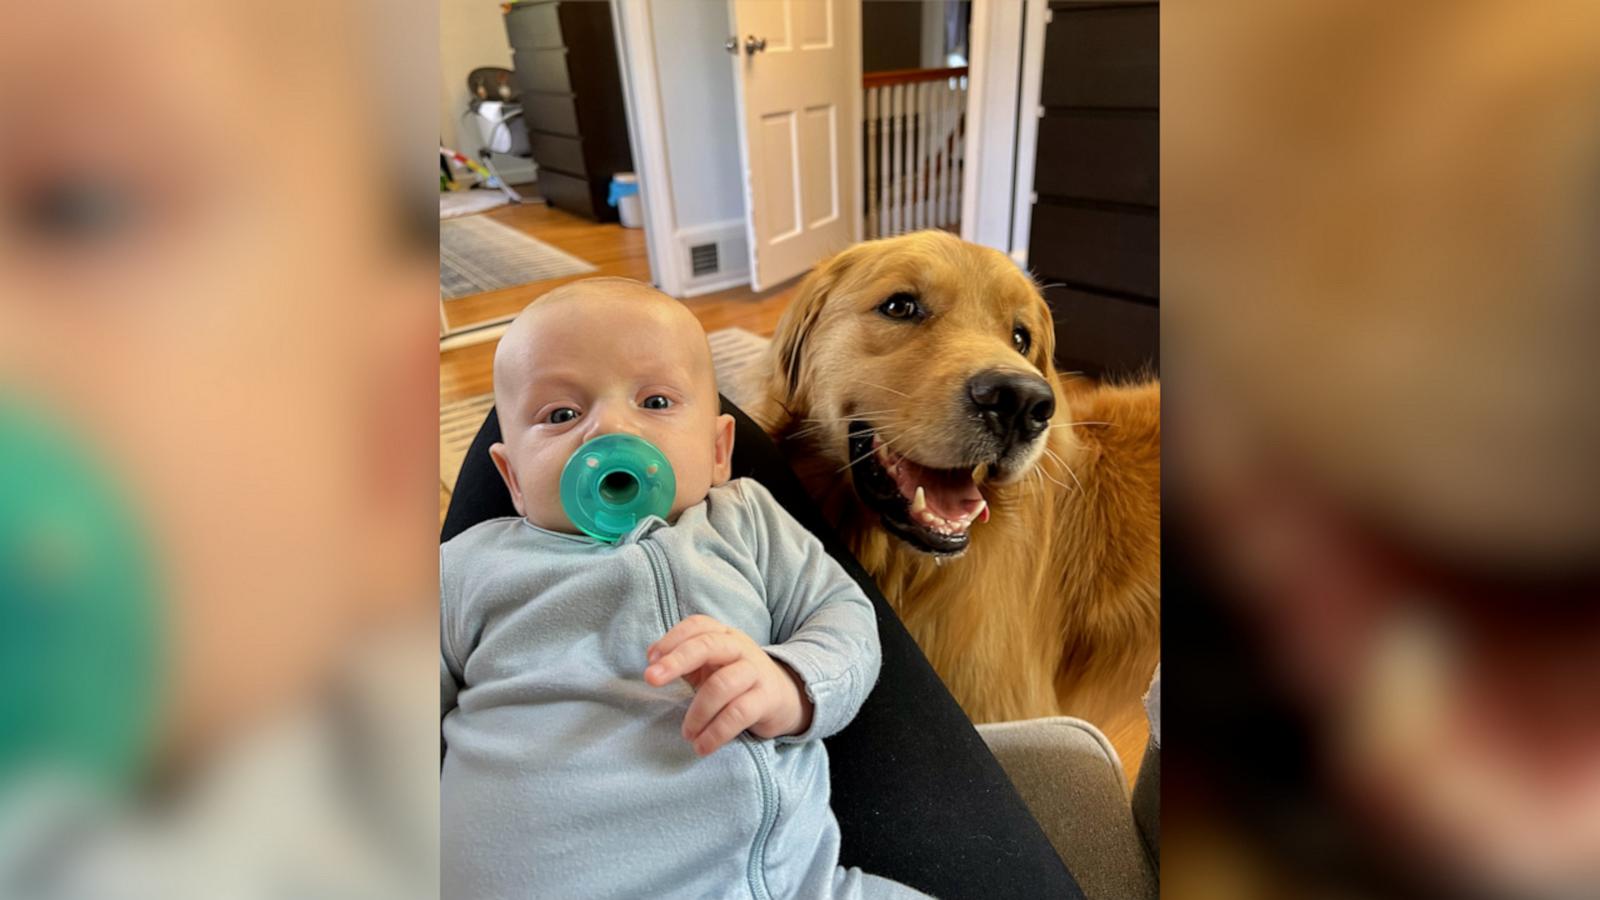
[440,278,927,899]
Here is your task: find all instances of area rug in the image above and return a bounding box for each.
[438,328,773,495]
[706,327,772,413]
[439,190,514,220]
[439,393,496,492]
[440,216,597,300]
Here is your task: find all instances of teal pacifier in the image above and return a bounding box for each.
[558,434,676,543]
[0,397,159,791]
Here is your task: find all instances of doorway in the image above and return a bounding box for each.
[861,0,971,240]
[438,0,654,345]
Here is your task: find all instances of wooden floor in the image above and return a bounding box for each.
[437,201,1148,783]
[441,280,798,405]
[441,193,654,335]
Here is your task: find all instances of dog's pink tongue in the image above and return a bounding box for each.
[897,460,986,521]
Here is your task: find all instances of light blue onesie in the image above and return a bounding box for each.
[441,478,930,899]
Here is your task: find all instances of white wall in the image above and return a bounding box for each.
[648,0,746,230]
[921,1,948,69]
[440,0,537,183]
[962,0,1025,253]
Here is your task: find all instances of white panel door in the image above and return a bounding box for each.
[729,0,861,290]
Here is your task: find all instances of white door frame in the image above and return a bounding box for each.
[609,0,688,296]
[1007,0,1050,269]
[960,0,1046,266]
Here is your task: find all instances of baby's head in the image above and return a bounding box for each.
[488,278,735,533]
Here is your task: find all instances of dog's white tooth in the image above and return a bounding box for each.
[911,486,927,515]
[975,500,990,524]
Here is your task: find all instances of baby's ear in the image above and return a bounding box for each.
[488,442,527,515]
[711,413,736,484]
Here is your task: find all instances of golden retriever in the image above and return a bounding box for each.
[748,230,1160,726]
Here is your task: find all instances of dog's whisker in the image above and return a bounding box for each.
[1040,446,1084,493]
[835,434,906,474]
[791,414,893,430]
[800,409,897,422]
[857,381,913,399]
[1048,421,1115,429]
[788,421,892,442]
[1023,466,1047,498]
[791,412,897,432]
[1038,464,1075,493]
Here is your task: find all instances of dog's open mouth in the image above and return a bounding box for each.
[847,421,991,556]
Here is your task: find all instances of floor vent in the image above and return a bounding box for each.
[689,242,720,277]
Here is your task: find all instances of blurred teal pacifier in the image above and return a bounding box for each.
[558,434,676,543]
[0,397,159,791]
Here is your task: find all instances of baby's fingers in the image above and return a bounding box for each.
[645,631,748,686]
[681,660,758,743]
[647,615,726,665]
[691,687,766,756]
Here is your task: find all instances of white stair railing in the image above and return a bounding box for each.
[864,67,968,240]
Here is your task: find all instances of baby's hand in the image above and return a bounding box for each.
[644,615,814,756]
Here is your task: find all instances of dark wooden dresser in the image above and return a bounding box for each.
[1027,0,1159,379]
[504,0,635,222]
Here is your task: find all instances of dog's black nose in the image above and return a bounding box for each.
[967,370,1055,445]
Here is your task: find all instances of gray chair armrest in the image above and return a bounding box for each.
[1134,664,1160,860]
[978,717,1158,900]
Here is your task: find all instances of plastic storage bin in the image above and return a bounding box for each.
[608,173,642,228]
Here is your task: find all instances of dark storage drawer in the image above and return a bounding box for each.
[1041,3,1158,109]
[511,47,572,94]
[1033,113,1157,207]
[1028,203,1158,299]
[502,0,632,223]
[537,168,613,222]
[1047,288,1159,378]
[1028,1,1159,377]
[504,1,564,51]
[526,132,587,177]
[520,92,580,137]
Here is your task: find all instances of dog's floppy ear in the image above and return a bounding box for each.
[1033,290,1059,379]
[759,247,857,429]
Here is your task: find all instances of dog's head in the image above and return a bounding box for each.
[764,230,1059,556]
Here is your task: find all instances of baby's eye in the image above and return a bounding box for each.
[547,407,579,424]
[641,395,673,411]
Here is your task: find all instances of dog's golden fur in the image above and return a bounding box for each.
[749,231,1159,725]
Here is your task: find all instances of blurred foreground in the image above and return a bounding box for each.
[1164,2,1600,898]
[0,2,440,897]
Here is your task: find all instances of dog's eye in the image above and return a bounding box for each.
[1012,325,1032,355]
[878,293,922,321]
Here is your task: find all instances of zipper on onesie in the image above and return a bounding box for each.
[639,538,778,900]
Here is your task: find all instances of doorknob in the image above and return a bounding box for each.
[725,36,739,54]
[744,35,767,56]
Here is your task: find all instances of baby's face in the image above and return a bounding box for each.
[489,289,734,533]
